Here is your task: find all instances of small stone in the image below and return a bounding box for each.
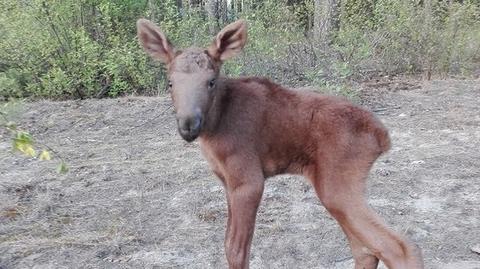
[409,193,419,199]
[471,244,480,255]
[377,169,391,177]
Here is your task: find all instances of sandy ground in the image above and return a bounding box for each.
[0,79,479,269]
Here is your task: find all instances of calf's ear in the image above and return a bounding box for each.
[137,19,176,64]
[208,20,247,62]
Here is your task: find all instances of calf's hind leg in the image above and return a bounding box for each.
[307,159,424,269]
[341,227,380,269]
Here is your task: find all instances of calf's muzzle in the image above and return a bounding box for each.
[176,114,202,142]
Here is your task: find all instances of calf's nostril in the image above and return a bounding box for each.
[177,116,202,134]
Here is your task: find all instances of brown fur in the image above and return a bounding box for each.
[137,18,424,269]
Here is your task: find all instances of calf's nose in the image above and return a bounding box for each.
[177,115,202,142]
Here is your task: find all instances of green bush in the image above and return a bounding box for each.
[0,0,158,99]
[336,0,480,76]
[0,0,479,100]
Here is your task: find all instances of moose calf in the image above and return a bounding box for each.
[137,18,424,269]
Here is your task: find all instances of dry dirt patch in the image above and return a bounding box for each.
[1,79,479,269]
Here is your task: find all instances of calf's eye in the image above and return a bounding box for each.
[208,79,216,88]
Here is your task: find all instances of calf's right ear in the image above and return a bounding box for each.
[137,19,176,64]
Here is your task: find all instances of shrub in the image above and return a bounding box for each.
[0,0,159,99]
[0,0,479,100]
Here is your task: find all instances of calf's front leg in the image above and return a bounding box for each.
[224,181,264,269]
[221,158,265,269]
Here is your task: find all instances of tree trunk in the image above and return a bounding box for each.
[176,0,183,16]
[147,0,156,22]
[219,0,228,24]
[206,0,220,34]
[189,0,201,8]
[234,0,243,13]
[423,0,433,80]
[313,0,340,45]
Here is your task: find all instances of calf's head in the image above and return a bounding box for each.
[137,19,247,142]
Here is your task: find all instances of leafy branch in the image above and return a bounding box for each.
[0,111,68,174]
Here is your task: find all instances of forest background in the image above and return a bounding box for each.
[1,0,479,99]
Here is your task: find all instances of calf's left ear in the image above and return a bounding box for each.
[208,20,247,62]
